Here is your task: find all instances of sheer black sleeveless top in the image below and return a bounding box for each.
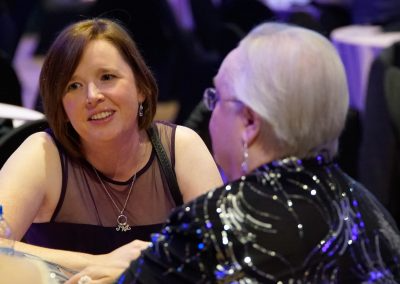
[24,122,179,254]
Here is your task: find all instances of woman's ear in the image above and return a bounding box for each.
[241,107,261,146]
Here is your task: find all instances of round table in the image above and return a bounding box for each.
[331,25,400,111]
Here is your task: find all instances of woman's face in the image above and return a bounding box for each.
[62,39,144,145]
[209,52,245,180]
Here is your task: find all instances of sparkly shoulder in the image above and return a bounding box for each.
[119,156,400,283]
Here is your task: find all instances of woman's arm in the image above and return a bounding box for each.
[0,132,133,272]
[64,240,149,283]
[15,239,149,277]
[174,125,223,203]
[0,132,61,240]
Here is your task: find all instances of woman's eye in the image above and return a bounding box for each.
[101,74,115,81]
[66,82,81,92]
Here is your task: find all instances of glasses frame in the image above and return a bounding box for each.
[203,87,243,111]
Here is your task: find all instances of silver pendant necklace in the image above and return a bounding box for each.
[92,166,136,232]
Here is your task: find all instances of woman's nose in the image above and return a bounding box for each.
[86,83,104,105]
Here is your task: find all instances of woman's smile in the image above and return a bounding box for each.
[89,110,115,121]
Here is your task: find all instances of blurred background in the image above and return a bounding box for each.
[1,0,400,226]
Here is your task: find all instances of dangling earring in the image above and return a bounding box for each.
[138,103,144,117]
[241,140,249,175]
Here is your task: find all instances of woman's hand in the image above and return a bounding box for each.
[65,265,124,284]
[66,240,150,284]
[106,240,150,269]
[103,239,150,268]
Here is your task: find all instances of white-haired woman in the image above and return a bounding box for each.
[70,22,400,283]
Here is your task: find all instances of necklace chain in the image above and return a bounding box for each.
[92,166,136,232]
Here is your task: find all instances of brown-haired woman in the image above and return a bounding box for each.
[0,18,222,273]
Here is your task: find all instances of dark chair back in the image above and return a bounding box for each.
[358,41,400,227]
[0,118,48,168]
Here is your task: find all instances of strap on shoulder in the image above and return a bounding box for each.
[147,123,183,206]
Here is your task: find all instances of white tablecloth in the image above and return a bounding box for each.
[331,25,400,111]
[0,103,44,127]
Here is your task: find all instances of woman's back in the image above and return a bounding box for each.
[122,155,400,283]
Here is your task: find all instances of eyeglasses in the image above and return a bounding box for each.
[203,88,243,111]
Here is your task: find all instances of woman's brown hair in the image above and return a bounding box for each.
[39,18,158,159]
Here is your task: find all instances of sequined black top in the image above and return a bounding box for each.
[119,156,400,283]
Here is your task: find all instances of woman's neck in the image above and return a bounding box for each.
[83,129,150,181]
[227,140,280,182]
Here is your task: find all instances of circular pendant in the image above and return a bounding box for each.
[117,214,128,226]
[116,214,131,232]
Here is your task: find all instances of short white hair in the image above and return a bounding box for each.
[220,22,349,159]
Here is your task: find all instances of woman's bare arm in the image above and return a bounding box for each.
[174,125,223,203]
